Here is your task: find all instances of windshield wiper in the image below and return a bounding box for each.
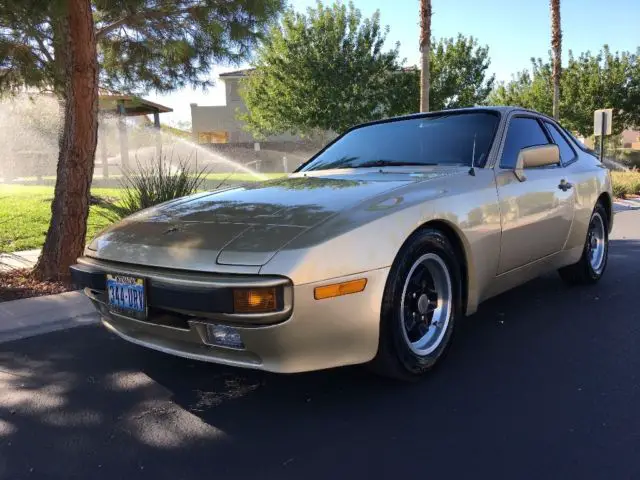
[352,160,437,168]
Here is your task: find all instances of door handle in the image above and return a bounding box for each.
[558,179,573,191]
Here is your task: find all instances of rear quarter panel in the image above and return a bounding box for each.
[564,154,613,252]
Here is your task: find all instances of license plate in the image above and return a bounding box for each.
[106,274,146,316]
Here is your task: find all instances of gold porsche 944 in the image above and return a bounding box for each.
[71,107,613,380]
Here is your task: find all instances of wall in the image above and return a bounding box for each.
[621,129,640,149]
[191,77,301,145]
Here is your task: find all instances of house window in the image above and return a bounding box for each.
[198,131,229,144]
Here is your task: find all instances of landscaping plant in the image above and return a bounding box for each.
[611,171,640,199]
[104,152,210,221]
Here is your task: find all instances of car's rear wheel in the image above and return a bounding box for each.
[371,229,462,381]
[558,202,609,285]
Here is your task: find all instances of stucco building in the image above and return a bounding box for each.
[190,68,302,146]
[190,69,330,172]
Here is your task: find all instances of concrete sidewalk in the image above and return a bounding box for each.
[614,197,640,212]
[0,249,40,272]
[0,290,98,343]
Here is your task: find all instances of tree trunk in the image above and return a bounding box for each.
[33,0,98,281]
[551,0,562,119]
[419,0,432,112]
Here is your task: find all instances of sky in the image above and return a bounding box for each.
[147,0,640,126]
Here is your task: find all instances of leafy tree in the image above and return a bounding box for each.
[429,35,495,110]
[0,0,285,279]
[384,35,496,116]
[0,0,66,94]
[240,2,495,139]
[561,47,640,136]
[489,46,640,136]
[487,70,532,107]
[239,1,400,138]
[384,67,421,117]
[488,58,553,115]
[95,0,285,94]
[1,0,285,95]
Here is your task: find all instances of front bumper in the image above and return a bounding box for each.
[71,257,389,373]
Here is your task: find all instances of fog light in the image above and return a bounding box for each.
[205,324,244,349]
[233,288,277,313]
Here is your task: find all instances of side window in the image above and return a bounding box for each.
[544,122,576,164]
[500,117,550,169]
[561,126,598,157]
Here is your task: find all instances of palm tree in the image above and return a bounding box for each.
[419,0,432,112]
[550,0,562,119]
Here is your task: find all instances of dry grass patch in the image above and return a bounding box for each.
[612,171,640,198]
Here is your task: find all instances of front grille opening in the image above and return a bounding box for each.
[143,308,192,330]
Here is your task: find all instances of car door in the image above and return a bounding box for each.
[495,115,575,274]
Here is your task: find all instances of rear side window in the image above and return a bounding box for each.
[500,117,550,169]
[562,127,598,157]
[544,121,576,164]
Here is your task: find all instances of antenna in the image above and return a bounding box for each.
[469,133,477,176]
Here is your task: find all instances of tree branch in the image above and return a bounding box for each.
[96,4,202,40]
[32,29,54,64]
[4,9,54,65]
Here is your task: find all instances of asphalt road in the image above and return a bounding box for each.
[1,209,640,480]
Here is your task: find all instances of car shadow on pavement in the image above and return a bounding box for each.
[144,238,640,476]
[0,239,638,479]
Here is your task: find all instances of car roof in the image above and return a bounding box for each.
[354,106,558,129]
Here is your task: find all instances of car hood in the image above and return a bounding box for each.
[87,169,459,270]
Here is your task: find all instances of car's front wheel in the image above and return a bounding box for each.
[371,229,462,381]
[558,202,609,285]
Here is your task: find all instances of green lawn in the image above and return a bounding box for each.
[6,170,631,255]
[0,185,122,254]
[203,172,286,182]
[0,174,287,254]
[9,171,287,184]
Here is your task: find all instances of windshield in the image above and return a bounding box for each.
[299,111,500,172]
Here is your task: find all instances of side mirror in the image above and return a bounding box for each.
[514,144,560,182]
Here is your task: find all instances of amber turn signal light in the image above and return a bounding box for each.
[314,278,367,300]
[233,288,277,313]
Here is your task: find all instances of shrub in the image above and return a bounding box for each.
[612,179,628,198]
[621,150,640,170]
[611,171,640,198]
[104,151,210,220]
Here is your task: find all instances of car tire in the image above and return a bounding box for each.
[558,202,609,285]
[370,228,463,381]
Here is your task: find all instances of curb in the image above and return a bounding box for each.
[0,313,99,344]
[614,198,640,212]
[0,249,40,272]
[0,290,99,343]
